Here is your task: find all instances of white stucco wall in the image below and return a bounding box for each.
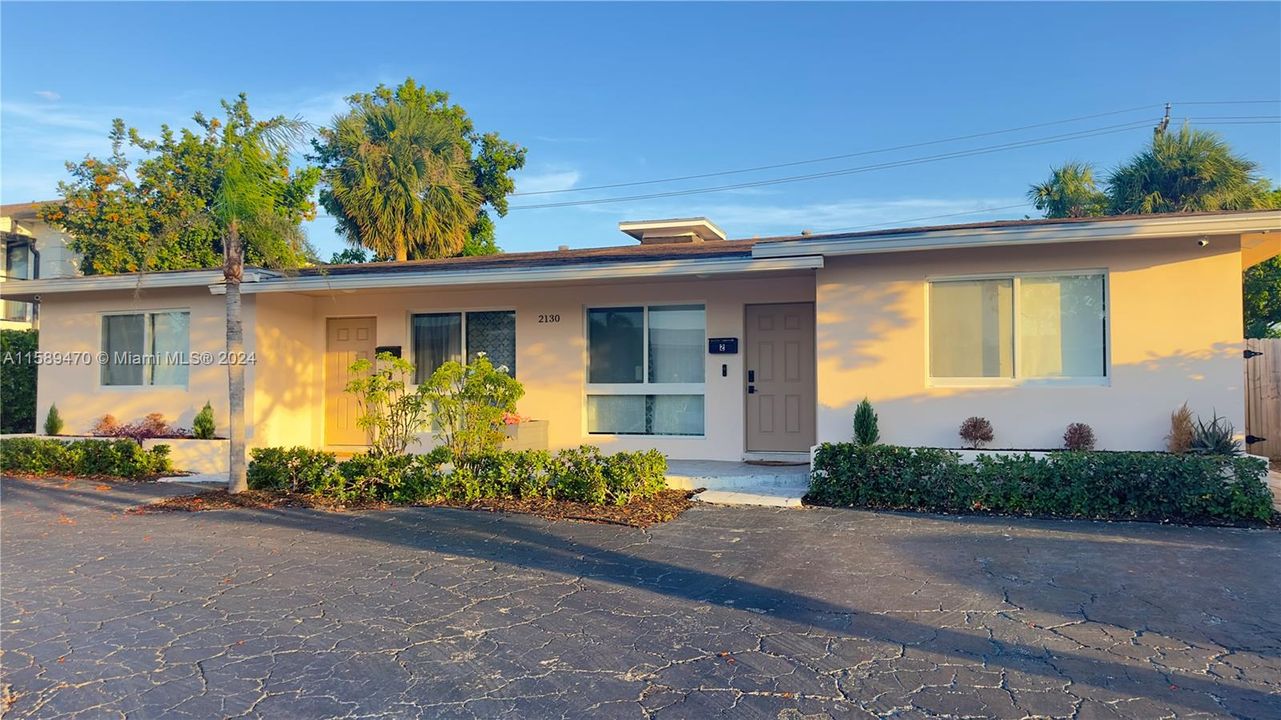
[814,235,1248,450]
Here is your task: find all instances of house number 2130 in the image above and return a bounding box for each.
[538,314,561,324]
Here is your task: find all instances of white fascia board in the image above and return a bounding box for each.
[210,255,824,295]
[0,270,260,301]
[751,211,1281,259]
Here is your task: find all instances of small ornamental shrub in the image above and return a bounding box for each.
[1190,412,1241,456]
[43,404,64,436]
[0,329,38,433]
[192,402,217,440]
[90,413,187,442]
[92,414,121,437]
[244,444,668,507]
[806,443,1274,524]
[1167,403,1195,454]
[422,354,526,462]
[853,398,880,446]
[344,352,433,457]
[959,417,995,449]
[0,438,173,479]
[1062,423,1096,451]
[550,445,609,504]
[247,447,341,494]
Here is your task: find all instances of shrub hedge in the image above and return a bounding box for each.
[247,445,668,506]
[807,443,1275,523]
[0,329,38,433]
[0,437,174,480]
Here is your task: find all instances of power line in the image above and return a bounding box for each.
[511,104,1162,196]
[1172,99,1281,105]
[511,120,1155,210]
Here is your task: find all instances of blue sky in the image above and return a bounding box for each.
[2,2,1279,258]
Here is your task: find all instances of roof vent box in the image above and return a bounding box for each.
[618,217,726,244]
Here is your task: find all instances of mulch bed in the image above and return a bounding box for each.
[130,488,697,528]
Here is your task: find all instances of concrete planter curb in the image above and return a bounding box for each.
[502,420,549,451]
[141,438,229,475]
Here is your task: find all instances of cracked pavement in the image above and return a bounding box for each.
[1,476,1279,719]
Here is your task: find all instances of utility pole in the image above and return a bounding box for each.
[1154,102,1171,136]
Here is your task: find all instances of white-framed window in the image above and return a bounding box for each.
[100,310,190,387]
[411,310,516,383]
[928,272,1107,384]
[586,304,706,436]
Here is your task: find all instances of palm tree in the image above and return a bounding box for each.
[1027,161,1107,218]
[319,101,480,261]
[210,99,311,493]
[1107,125,1274,214]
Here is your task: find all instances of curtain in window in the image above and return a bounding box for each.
[648,305,705,383]
[1019,275,1105,378]
[587,395,646,434]
[150,312,190,385]
[101,314,145,386]
[412,313,462,383]
[649,394,704,435]
[466,311,516,376]
[588,308,643,383]
[930,279,1014,378]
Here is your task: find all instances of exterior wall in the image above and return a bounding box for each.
[250,293,323,448]
[34,287,238,436]
[280,272,815,460]
[814,235,1247,450]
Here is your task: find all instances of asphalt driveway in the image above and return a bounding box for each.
[2,476,1279,719]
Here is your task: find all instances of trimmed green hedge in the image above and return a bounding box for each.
[1,329,38,433]
[0,437,174,480]
[247,445,668,506]
[807,443,1275,523]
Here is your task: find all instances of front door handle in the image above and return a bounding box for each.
[747,385,756,394]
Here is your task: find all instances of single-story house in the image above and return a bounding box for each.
[5,210,1280,461]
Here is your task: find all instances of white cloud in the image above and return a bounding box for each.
[34,90,61,102]
[516,168,582,194]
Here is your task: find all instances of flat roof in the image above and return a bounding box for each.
[3,209,1277,300]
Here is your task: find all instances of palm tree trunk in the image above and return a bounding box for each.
[224,222,248,493]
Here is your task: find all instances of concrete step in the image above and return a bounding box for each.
[1267,470,1281,513]
[694,485,807,508]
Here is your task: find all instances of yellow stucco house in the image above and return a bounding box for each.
[5,210,1279,461]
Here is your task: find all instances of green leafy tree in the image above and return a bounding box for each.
[1027,161,1107,218]
[1035,128,1281,339]
[40,102,319,274]
[312,78,525,261]
[1106,126,1276,214]
[46,97,317,492]
[1245,257,1281,338]
[328,247,371,264]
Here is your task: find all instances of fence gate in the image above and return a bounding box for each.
[1245,338,1281,459]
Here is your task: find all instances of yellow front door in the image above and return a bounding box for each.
[325,317,376,447]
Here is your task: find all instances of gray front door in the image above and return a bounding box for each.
[744,303,816,452]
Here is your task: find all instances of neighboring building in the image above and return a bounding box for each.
[0,201,79,329]
[5,210,1280,459]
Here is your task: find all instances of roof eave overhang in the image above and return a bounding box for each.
[0,270,274,302]
[210,255,823,296]
[750,211,1281,259]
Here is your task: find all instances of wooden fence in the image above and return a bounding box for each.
[1246,338,1281,459]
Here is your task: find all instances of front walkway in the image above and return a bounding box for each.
[666,459,811,507]
[3,476,1279,719]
